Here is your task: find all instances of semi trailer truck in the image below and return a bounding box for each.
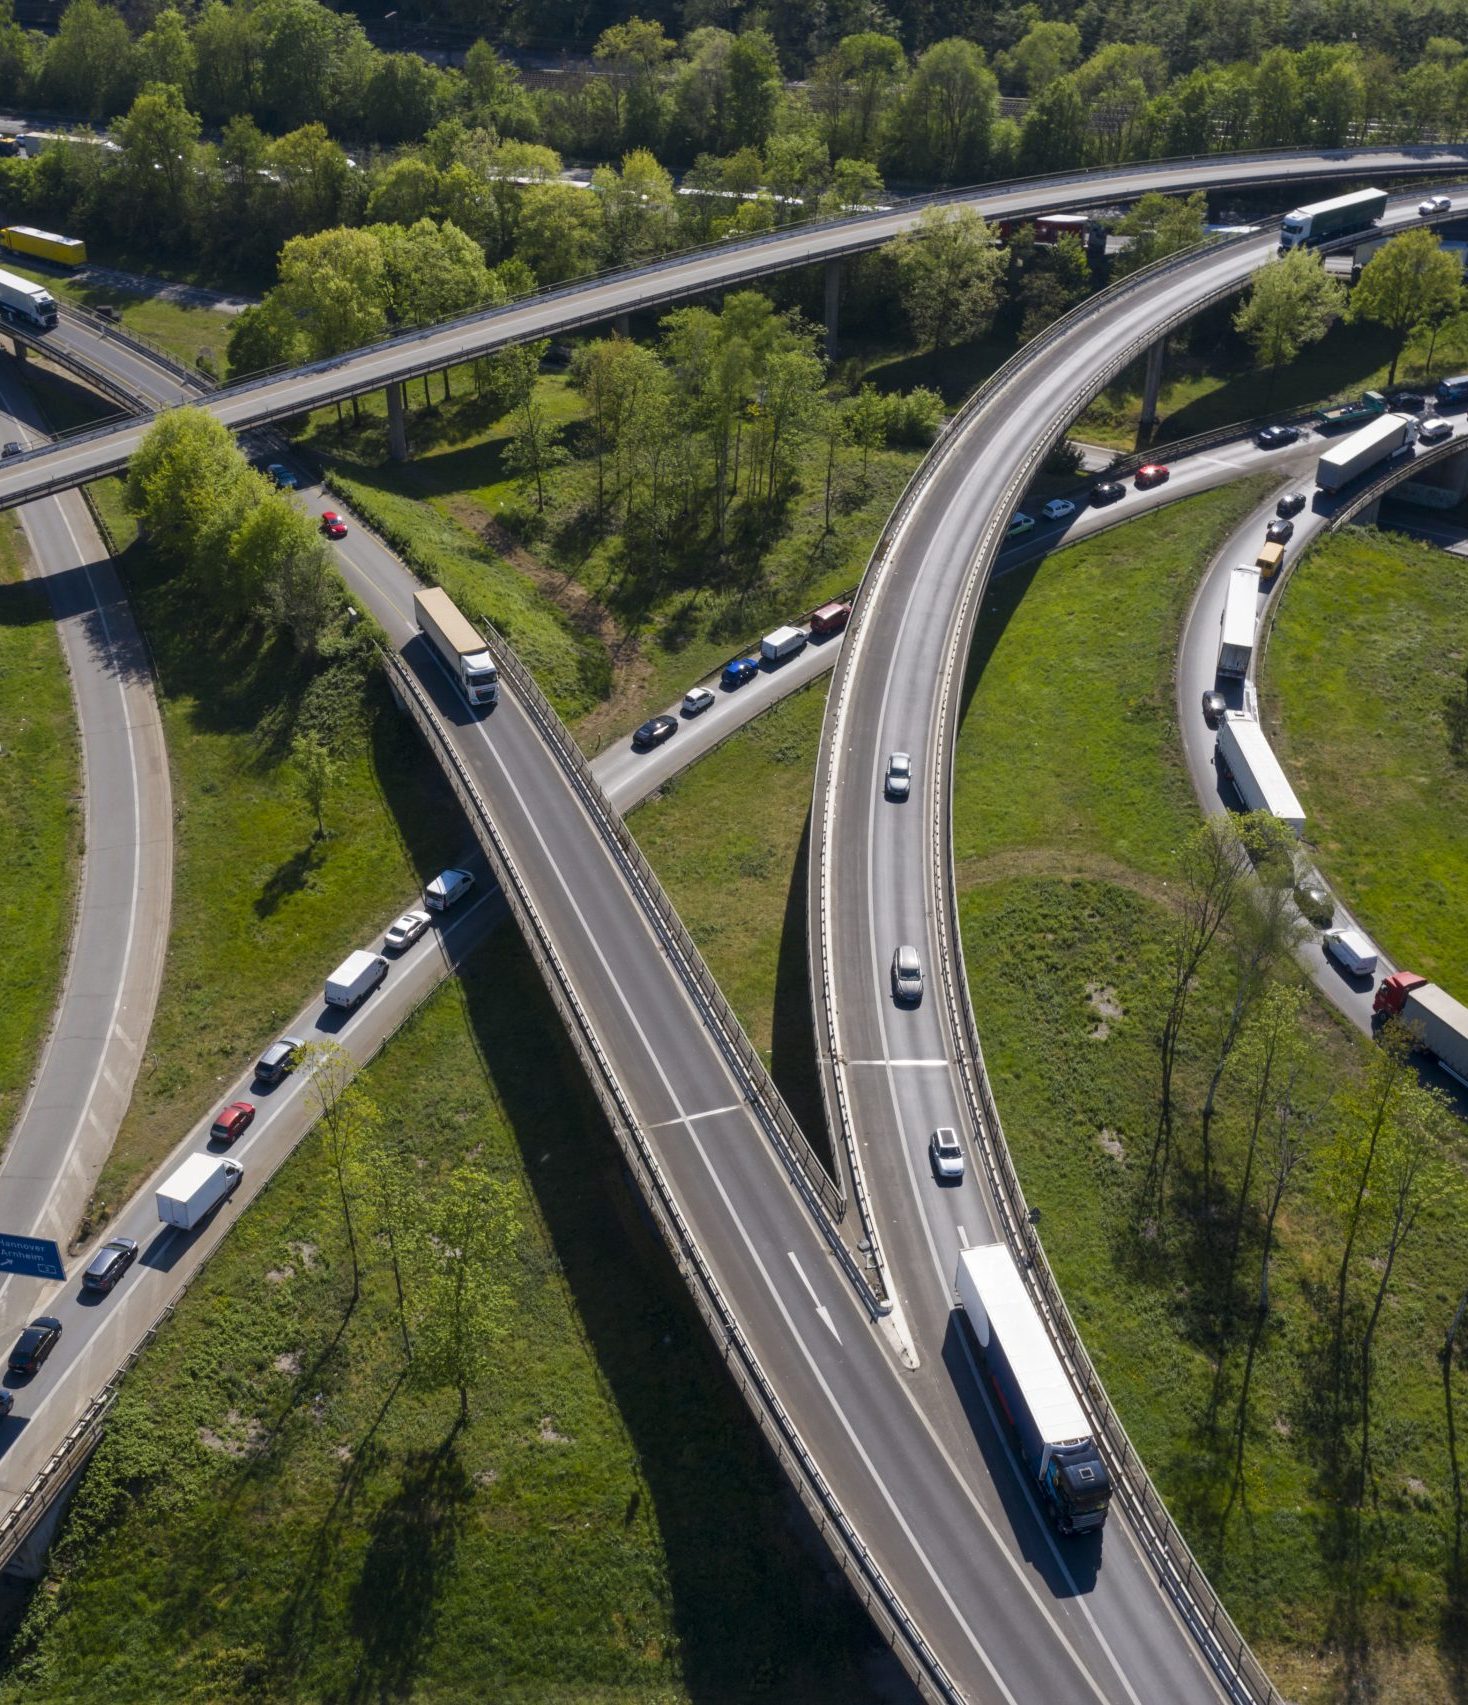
[1215,712,1306,835]
[1315,413,1417,492]
[1279,187,1388,250]
[157,1155,243,1230]
[955,1243,1111,1535]
[413,587,499,707]
[1218,565,1261,677]
[0,226,86,266]
[1373,973,1468,1085]
[0,267,57,330]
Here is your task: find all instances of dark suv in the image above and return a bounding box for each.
[255,1035,305,1086]
[9,1316,62,1376]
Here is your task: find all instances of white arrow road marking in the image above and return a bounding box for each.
[787,1251,842,1344]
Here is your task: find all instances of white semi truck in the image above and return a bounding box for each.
[413,587,499,707]
[1217,565,1261,678]
[1215,712,1306,835]
[0,267,58,330]
[1315,414,1417,492]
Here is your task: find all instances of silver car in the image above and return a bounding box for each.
[929,1127,964,1181]
[885,752,912,800]
[891,945,923,1003]
[384,909,431,952]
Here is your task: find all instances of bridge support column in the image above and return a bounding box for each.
[614,312,631,338]
[385,380,408,463]
[823,258,842,363]
[1353,496,1381,527]
[1136,336,1166,447]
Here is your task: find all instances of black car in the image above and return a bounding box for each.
[1090,480,1125,506]
[1255,424,1301,448]
[9,1316,62,1376]
[1276,491,1307,518]
[1201,690,1227,726]
[0,440,21,459]
[632,715,677,750]
[82,1237,139,1295]
[1386,389,1425,413]
[1265,518,1295,544]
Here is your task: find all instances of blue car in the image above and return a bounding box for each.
[266,463,298,490]
[721,655,759,689]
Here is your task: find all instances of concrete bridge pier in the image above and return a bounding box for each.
[1136,336,1167,446]
[824,258,842,363]
[386,380,408,462]
[614,312,631,338]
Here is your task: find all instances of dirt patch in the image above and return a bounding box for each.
[198,1410,267,1458]
[273,1351,302,1376]
[1097,1128,1126,1162]
[475,1467,499,1488]
[265,1266,294,1284]
[288,1241,319,1270]
[537,1415,572,1445]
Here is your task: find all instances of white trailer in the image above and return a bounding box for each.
[0,267,57,330]
[413,587,498,706]
[760,624,807,664]
[1217,565,1261,678]
[324,948,388,1009]
[156,1155,243,1230]
[1215,712,1306,835]
[1316,414,1417,492]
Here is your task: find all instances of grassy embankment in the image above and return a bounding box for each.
[297,360,924,743]
[0,512,81,1150]
[1266,527,1468,995]
[647,481,1468,1702]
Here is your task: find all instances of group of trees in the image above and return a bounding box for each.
[1136,814,1458,1525]
[124,408,341,657]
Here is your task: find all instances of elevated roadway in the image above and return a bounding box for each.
[3,146,1468,510]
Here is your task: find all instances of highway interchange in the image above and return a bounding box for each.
[2,150,1466,1700]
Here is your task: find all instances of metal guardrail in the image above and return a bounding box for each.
[382,650,954,1701]
[3,320,138,416]
[60,302,217,395]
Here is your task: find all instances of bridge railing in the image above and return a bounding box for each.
[382,649,955,1702]
[60,302,218,394]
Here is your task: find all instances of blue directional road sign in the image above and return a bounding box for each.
[0,1233,65,1281]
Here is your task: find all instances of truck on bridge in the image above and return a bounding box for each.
[1279,186,1388,251]
[413,587,499,707]
[1215,711,1306,835]
[955,1243,1111,1536]
[1315,413,1417,492]
[1373,973,1468,1086]
[1315,389,1387,431]
[0,267,57,330]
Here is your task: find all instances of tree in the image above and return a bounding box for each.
[725,29,782,152]
[137,8,195,101]
[411,1164,520,1423]
[125,408,256,568]
[227,294,309,381]
[1017,75,1088,174]
[1250,48,1303,147]
[224,489,315,614]
[376,218,494,326]
[887,205,1006,348]
[299,1040,370,1307]
[367,155,443,228]
[363,52,444,147]
[1112,192,1207,278]
[499,340,567,510]
[1349,227,1465,384]
[269,123,356,238]
[463,39,536,137]
[261,535,337,657]
[593,149,677,265]
[571,335,664,522]
[39,0,134,123]
[515,181,604,283]
[593,16,674,147]
[291,731,337,841]
[1018,232,1090,340]
[277,226,389,357]
[817,156,884,217]
[809,32,906,162]
[1234,250,1347,400]
[748,345,825,505]
[997,20,1081,94]
[192,0,259,126]
[885,38,997,184]
[113,82,201,243]
[846,383,888,482]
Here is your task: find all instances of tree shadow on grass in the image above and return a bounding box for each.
[254,839,327,919]
[346,1420,472,1702]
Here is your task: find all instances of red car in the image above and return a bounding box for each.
[1134,463,1170,489]
[209,1100,255,1145]
[320,511,347,539]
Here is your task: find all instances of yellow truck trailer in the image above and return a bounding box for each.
[0,226,86,267]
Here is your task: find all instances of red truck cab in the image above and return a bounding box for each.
[1374,970,1429,1016]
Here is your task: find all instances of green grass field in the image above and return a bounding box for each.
[0,513,81,1150]
[1,938,884,1702]
[82,481,468,1218]
[1266,528,1468,996]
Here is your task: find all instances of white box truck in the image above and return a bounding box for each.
[760,624,807,664]
[157,1155,243,1230]
[1218,565,1261,678]
[413,587,499,706]
[1315,414,1417,492]
[324,948,388,1009]
[0,267,57,330]
[1323,928,1378,977]
[955,1245,1111,1535]
[1215,712,1306,835]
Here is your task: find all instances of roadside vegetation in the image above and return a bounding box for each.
[0,932,884,1701]
[0,512,81,1151]
[80,436,464,1221]
[1267,526,1468,996]
[633,483,1468,1700]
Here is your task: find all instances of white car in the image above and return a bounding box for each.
[1418,415,1454,444]
[885,752,912,800]
[1040,497,1076,521]
[1006,512,1035,538]
[384,909,431,952]
[1421,195,1453,216]
[929,1127,965,1181]
[682,686,716,716]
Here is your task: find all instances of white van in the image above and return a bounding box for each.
[325,949,388,1009]
[425,867,475,912]
[1323,928,1378,978]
